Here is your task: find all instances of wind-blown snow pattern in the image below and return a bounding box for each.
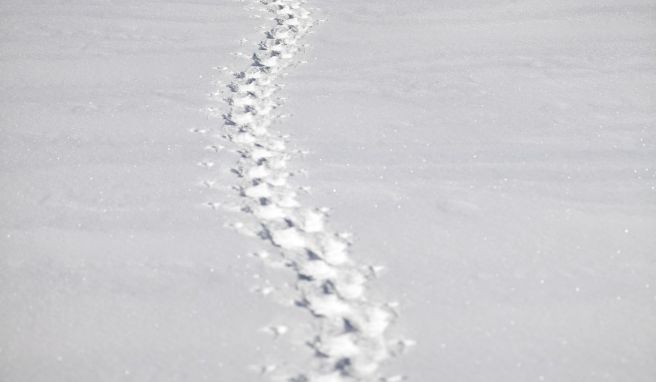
[204,1,404,381]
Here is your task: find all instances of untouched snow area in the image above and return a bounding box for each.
[0,1,280,381]
[286,1,656,381]
[1,0,655,381]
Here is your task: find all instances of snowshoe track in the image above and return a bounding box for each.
[206,1,407,380]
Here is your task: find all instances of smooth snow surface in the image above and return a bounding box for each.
[285,1,656,381]
[1,1,280,381]
[1,0,655,381]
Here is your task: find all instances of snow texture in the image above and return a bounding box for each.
[1,0,655,381]
[217,2,401,380]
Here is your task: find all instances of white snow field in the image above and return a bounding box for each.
[0,1,290,381]
[1,0,655,382]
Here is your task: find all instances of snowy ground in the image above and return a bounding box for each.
[0,1,280,380]
[1,0,655,381]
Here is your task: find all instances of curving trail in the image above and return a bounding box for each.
[207,1,407,381]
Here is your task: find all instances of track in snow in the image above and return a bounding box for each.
[203,1,410,380]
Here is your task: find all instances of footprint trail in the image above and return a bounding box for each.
[206,1,408,380]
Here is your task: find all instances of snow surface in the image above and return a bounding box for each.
[0,1,287,381]
[1,0,655,381]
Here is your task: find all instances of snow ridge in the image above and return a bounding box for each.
[209,1,406,381]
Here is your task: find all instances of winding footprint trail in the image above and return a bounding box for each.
[205,1,408,380]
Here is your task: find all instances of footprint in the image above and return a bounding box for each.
[298,260,337,281]
[197,161,215,168]
[270,227,307,250]
[205,144,224,152]
[260,325,289,338]
[205,202,221,210]
[311,334,360,359]
[389,339,417,356]
[303,293,352,318]
[318,236,350,266]
[300,208,326,233]
[382,376,408,382]
[243,182,272,198]
[252,285,275,296]
[201,180,216,188]
[249,364,277,375]
[254,203,288,221]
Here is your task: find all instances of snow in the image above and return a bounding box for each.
[0,1,292,381]
[285,0,656,381]
[1,0,655,381]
